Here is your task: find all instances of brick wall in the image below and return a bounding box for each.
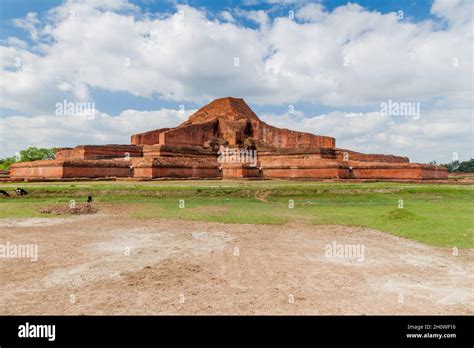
[131,128,170,145]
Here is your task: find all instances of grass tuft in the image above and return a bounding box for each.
[385,209,417,220]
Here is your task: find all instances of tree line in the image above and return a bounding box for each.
[0,147,56,170]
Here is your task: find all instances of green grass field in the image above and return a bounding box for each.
[0,180,473,248]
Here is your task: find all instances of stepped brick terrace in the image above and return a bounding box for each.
[10,97,447,180]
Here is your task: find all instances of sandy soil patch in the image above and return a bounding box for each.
[0,217,76,228]
[0,211,472,315]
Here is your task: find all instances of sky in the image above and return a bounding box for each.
[0,0,472,163]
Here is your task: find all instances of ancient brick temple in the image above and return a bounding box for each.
[10,97,447,180]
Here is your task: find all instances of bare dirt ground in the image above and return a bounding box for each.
[0,206,472,315]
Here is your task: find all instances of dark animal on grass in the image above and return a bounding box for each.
[87,195,93,203]
[0,190,10,197]
[15,188,28,196]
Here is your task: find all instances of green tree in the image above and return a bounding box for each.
[456,159,474,172]
[443,159,474,173]
[0,147,56,170]
[19,147,56,162]
[0,156,18,170]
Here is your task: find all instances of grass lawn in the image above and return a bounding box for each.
[0,180,472,248]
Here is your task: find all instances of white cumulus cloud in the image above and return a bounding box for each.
[0,0,472,162]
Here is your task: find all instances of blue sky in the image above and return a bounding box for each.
[0,0,443,117]
[0,0,472,162]
[0,0,436,22]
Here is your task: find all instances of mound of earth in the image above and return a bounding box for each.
[39,203,98,215]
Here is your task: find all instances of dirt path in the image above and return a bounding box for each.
[0,209,472,315]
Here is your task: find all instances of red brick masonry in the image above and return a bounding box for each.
[10,97,447,180]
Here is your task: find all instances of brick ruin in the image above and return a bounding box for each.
[10,97,447,180]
